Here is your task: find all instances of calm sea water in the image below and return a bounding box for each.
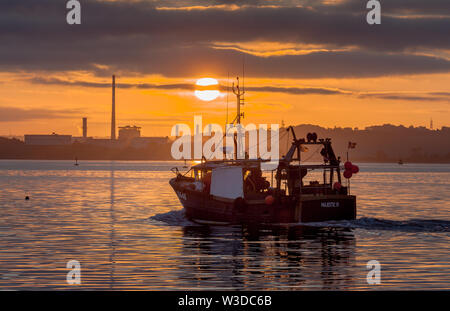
[0,160,449,290]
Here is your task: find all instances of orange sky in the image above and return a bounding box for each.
[0,71,449,137]
[1,1,449,137]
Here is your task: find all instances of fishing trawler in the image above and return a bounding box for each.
[169,78,357,224]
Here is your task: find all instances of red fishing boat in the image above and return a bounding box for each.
[170,78,356,224]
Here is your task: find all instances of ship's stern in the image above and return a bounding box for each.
[297,195,356,222]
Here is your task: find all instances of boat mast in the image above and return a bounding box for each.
[232,77,245,159]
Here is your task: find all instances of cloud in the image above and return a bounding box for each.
[358,92,450,102]
[28,76,450,102]
[14,45,449,78]
[28,77,195,90]
[2,0,448,51]
[0,106,80,122]
[317,0,450,16]
[244,86,348,95]
[0,0,449,79]
[29,76,348,94]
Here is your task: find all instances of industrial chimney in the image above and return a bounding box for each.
[111,75,116,140]
[82,117,87,138]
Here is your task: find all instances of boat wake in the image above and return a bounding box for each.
[299,217,450,232]
[149,209,197,226]
[149,211,450,232]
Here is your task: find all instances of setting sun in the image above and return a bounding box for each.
[195,77,220,101]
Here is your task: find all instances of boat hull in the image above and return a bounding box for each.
[170,178,356,224]
[298,195,356,222]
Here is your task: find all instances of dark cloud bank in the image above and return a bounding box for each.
[0,0,449,78]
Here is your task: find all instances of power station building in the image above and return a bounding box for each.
[24,75,169,149]
[25,133,72,145]
[118,125,141,141]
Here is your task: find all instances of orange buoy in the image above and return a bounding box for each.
[343,170,353,179]
[265,195,275,205]
[333,182,342,190]
[344,161,353,170]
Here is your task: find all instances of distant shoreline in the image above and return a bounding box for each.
[1,123,449,164]
[0,158,448,164]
